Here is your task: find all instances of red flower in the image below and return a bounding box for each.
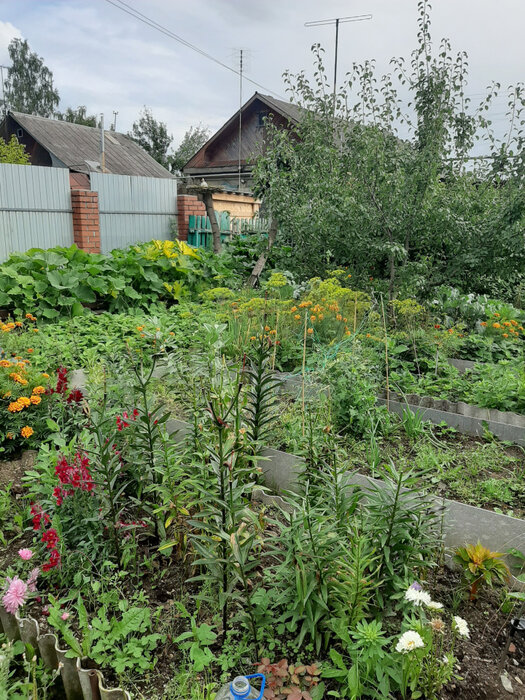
[30,503,50,531]
[42,549,61,572]
[66,388,83,404]
[434,324,441,329]
[41,529,59,550]
[54,453,94,496]
[56,367,69,395]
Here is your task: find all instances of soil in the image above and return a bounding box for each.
[0,449,37,492]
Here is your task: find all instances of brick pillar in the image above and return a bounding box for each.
[71,190,101,254]
[177,194,206,241]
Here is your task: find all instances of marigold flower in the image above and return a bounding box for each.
[250,336,256,340]
[290,306,297,312]
[41,373,49,378]
[32,329,39,333]
[318,313,324,320]
[6,432,14,439]
[336,314,343,321]
[503,333,509,338]
[294,314,301,320]
[26,348,33,353]
[511,320,518,326]
[503,321,511,327]
[0,360,11,367]
[493,313,500,317]
[347,274,352,278]
[32,386,46,395]
[136,325,144,331]
[307,328,314,335]
[8,401,23,412]
[269,329,277,335]
[18,397,31,407]
[15,321,23,327]
[264,325,271,332]
[30,395,41,405]
[310,315,316,322]
[493,322,501,328]
[480,322,487,327]
[21,426,34,438]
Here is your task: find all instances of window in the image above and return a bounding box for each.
[16,128,24,138]
[257,110,268,128]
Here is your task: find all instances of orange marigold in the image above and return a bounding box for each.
[20,426,34,438]
[6,432,14,440]
[294,314,301,320]
[41,373,49,379]
[480,322,487,327]
[8,401,23,412]
[0,360,11,367]
[18,397,31,407]
[503,333,509,338]
[30,395,41,405]
[32,386,46,395]
[493,323,501,329]
[307,328,314,335]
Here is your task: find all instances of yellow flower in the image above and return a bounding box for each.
[41,373,50,379]
[136,325,144,331]
[347,274,352,278]
[20,426,34,438]
[307,328,314,335]
[294,314,301,320]
[310,315,316,322]
[15,321,23,327]
[503,321,511,327]
[264,325,271,332]
[493,313,500,317]
[493,322,501,329]
[32,329,39,333]
[6,432,14,440]
[511,320,518,326]
[8,401,23,412]
[18,397,31,407]
[32,386,46,395]
[290,306,297,313]
[318,314,324,320]
[30,395,41,405]
[269,329,277,335]
[0,360,11,367]
[250,336,256,340]
[503,333,509,338]
[336,314,343,321]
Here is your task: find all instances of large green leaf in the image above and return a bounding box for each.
[75,284,97,303]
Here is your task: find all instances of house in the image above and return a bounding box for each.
[182,92,302,194]
[0,111,172,188]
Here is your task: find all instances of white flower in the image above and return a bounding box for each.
[453,616,470,638]
[405,587,432,607]
[396,630,425,654]
[426,600,444,611]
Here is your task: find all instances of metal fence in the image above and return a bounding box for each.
[90,173,176,253]
[0,163,73,261]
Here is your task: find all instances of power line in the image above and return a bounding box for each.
[104,0,284,99]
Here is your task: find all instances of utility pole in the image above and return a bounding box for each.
[100,113,106,173]
[238,48,243,192]
[305,14,372,113]
[112,110,118,131]
[0,65,9,114]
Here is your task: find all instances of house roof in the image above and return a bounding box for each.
[7,111,172,178]
[183,92,303,172]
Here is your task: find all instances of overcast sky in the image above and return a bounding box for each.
[0,0,523,152]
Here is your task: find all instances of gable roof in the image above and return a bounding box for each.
[7,111,172,179]
[183,92,303,171]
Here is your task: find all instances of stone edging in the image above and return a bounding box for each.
[167,418,525,591]
[0,606,130,700]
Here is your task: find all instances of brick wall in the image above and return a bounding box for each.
[71,190,101,254]
[177,194,206,241]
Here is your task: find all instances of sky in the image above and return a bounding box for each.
[0,0,523,152]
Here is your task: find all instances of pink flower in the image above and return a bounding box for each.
[2,576,28,614]
[18,548,34,561]
[61,612,70,620]
[27,568,40,593]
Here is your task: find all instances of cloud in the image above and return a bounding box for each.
[0,20,22,64]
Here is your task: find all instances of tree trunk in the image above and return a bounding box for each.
[247,217,278,288]
[202,191,221,254]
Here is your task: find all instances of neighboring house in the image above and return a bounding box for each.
[182,92,302,193]
[0,111,172,188]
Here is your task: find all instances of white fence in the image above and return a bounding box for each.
[0,163,73,260]
[90,173,176,254]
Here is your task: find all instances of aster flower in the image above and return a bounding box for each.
[26,568,40,593]
[2,577,28,614]
[405,586,432,607]
[426,600,444,611]
[18,548,33,561]
[453,616,470,638]
[395,630,425,654]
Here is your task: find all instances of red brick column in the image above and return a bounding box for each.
[177,194,206,241]
[71,190,101,254]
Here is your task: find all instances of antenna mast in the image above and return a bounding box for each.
[238,48,243,192]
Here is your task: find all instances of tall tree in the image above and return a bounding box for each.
[128,107,172,169]
[170,124,210,172]
[0,135,30,164]
[55,106,99,127]
[4,38,59,117]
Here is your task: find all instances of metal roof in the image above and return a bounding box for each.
[8,111,173,179]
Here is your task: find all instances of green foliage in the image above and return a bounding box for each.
[48,594,163,674]
[128,107,172,169]
[55,105,99,126]
[253,4,525,299]
[0,135,30,164]
[173,601,217,672]
[453,541,510,599]
[4,38,59,117]
[170,123,210,172]
[0,242,211,318]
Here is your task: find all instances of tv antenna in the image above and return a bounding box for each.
[305,14,372,111]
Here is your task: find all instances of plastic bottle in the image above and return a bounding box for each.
[215,673,265,700]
